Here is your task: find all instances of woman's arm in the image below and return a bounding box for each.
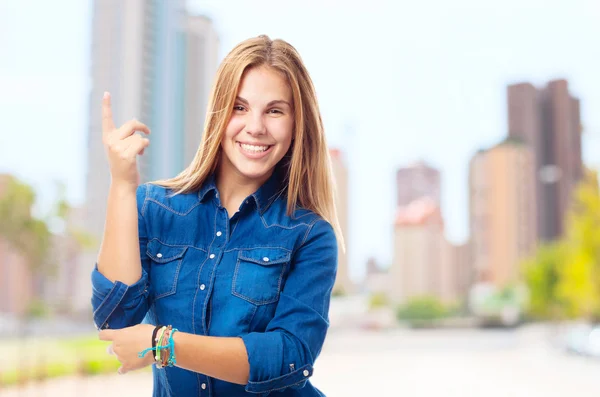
[97,182,143,285]
[92,92,152,330]
[173,334,249,385]
[97,93,150,285]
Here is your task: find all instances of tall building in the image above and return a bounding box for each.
[507,79,583,241]
[396,160,441,207]
[0,174,34,316]
[85,0,218,239]
[390,197,446,303]
[469,139,537,286]
[330,149,353,295]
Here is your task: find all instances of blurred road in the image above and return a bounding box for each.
[2,324,599,396]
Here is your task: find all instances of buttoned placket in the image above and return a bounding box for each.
[196,197,232,396]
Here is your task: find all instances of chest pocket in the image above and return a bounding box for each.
[232,248,291,305]
[146,239,187,300]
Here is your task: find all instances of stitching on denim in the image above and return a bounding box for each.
[146,198,202,216]
[248,378,309,394]
[145,239,186,301]
[146,238,206,253]
[246,364,313,392]
[291,211,315,220]
[92,283,117,319]
[259,215,311,230]
[238,251,291,265]
[163,367,173,397]
[95,283,128,328]
[223,246,292,253]
[199,207,219,335]
[301,219,321,246]
[141,183,149,217]
[231,252,287,305]
[152,258,182,300]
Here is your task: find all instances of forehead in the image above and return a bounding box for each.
[237,66,292,101]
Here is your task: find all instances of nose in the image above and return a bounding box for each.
[245,112,267,136]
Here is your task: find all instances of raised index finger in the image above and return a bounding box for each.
[102,91,115,134]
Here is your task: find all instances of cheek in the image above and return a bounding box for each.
[224,117,244,139]
[270,118,294,145]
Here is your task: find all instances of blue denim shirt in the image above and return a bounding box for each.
[90,170,338,396]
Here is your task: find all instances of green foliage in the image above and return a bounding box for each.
[0,335,140,387]
[556,169,600,320]
[368,292,389,309]
[0,175,95,318]
[331,287,346,297]
[523,169,600,321]
[396,296,448,325]
[0,177,52,272]
[26,298,50,319]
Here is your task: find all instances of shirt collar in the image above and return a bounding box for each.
[251,167,286,214]
[198,174,218,202]
[198,168,285,214]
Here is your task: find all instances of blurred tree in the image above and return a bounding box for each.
[396,295,448,327]
[0,176,52,276]
[368,292,389,309]
[557,169,600,321]
[522,242,566,320]
[523,169,600,321]
[0,175,94,317]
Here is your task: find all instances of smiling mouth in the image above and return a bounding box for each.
[238,142,273,153]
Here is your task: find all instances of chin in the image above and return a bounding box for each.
[236,166,272,181]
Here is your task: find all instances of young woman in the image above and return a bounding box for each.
[91,35,342,396]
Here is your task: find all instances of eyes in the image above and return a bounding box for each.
[233,105,284,115]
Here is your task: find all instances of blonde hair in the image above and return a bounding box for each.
[153,35,344,248]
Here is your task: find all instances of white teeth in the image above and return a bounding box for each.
[240,143,269,153]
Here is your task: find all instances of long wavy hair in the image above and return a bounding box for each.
[153,35,343,248]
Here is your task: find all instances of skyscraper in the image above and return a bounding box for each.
[330,149,353,295]
[396,160,441,207]
[469,139,537,286]
[507,79,582,241]
[391,197,445,303]
[85,0,218,239]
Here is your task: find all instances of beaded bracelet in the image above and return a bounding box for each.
[138,325,178,368]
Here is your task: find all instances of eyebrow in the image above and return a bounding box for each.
[236,96,292,108]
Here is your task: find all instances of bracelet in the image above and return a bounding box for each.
[155,326,168,368]
[151,325,161,351]
[137,325,178,368]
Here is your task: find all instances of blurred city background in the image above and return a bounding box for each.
[1,0,599,396]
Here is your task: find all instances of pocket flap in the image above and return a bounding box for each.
[146,239,187,263]
[238,248,291,265]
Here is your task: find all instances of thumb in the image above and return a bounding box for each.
[99,329,116,341]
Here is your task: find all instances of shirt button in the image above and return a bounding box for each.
[201,383,207,390]
[262,257,269,262]
[209,254,215,259]
[156,253,163,258]
[200,284,206,291]
[303,369,309,377]
[216,231,222,237]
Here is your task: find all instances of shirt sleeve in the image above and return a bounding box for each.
[90,183,151,330]
[241,219,338,395]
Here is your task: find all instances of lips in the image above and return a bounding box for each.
[237,142,274,159]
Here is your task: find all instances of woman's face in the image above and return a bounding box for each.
[220,66,294,184]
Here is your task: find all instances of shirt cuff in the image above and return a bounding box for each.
[242,332,313,394]
[91,264,148,329]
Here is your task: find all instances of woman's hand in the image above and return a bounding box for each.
[99,324,156,374]
[102,92,151,189]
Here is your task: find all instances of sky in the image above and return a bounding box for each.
[0,0,599,281]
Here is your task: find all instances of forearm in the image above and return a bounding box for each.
[173,333,249,385]
[97,183,142,285]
